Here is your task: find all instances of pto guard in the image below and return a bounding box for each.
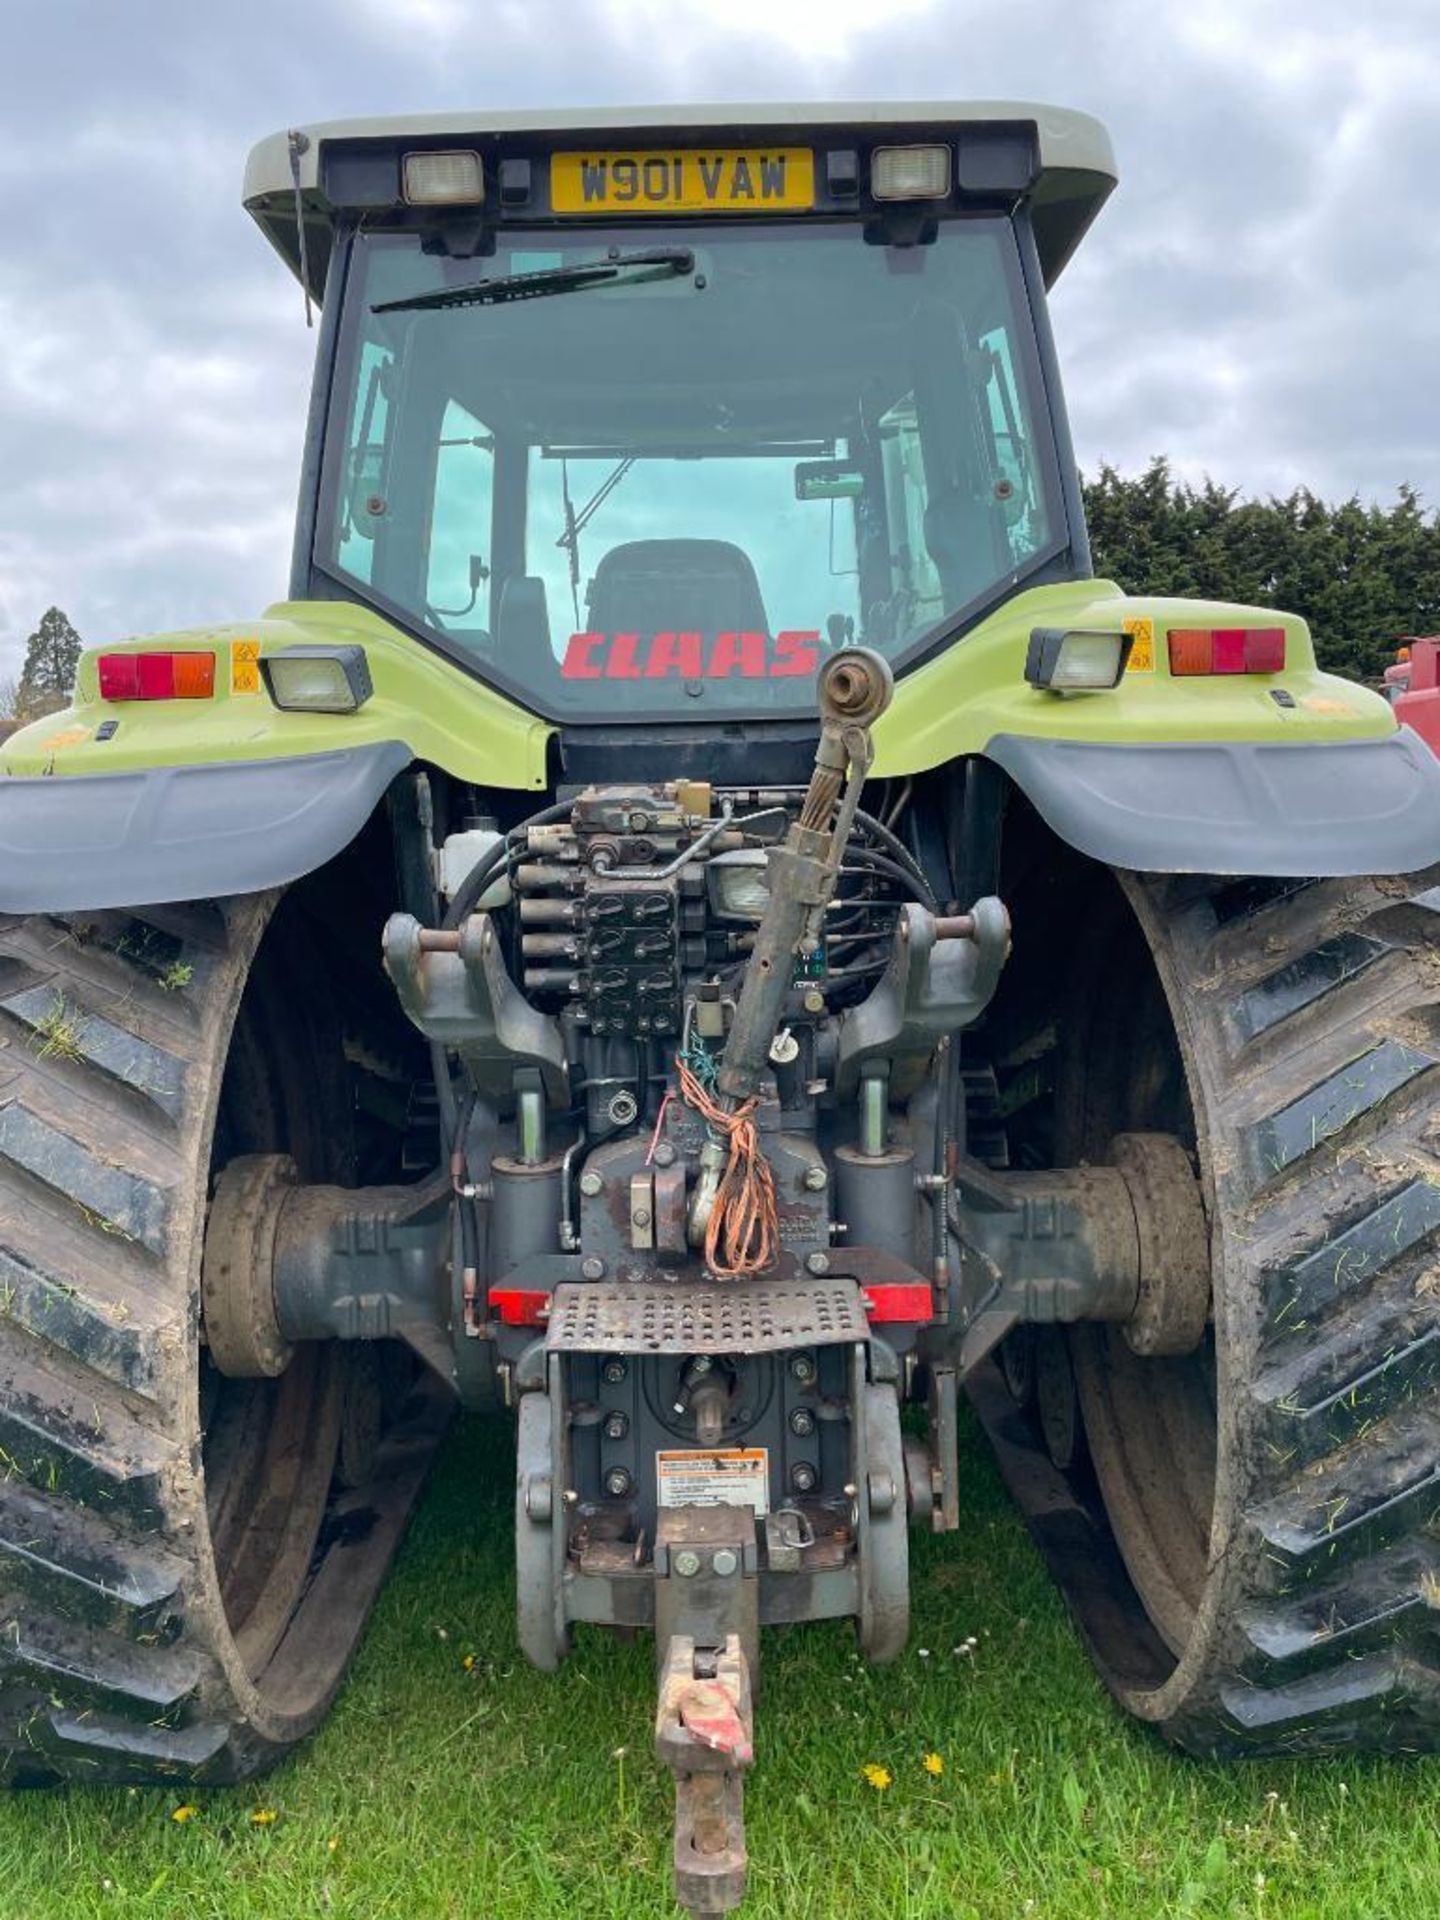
[986,728,1440,877]
[0,742,411,913]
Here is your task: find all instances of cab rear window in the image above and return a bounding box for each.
[319,218,1067,718]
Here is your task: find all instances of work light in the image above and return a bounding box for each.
[262,645,373,713]
[871,145,952,201]
[402,151,485,206]
[707,850,770,922]
[1025,628,1131,691]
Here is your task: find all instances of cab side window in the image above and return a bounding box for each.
[427,400,495,639]
[337,340,393,587]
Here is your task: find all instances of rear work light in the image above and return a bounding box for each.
[1168,628,1287,676]
[1025,627,1131,692]
[97,651,215,701]
[402,150,484,206]
[261,644,373,713]
[871,144,952,201]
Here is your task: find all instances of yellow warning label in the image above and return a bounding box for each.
[231,638,261,695]
[41,726,89,751]
[656,1447,769,1516]
[1123,617,1155,673]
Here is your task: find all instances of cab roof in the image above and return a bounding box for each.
[243,102,1115,303]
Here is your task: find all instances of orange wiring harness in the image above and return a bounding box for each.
[676,1055,779,1279]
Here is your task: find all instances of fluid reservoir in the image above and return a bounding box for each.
[438,824,512,908]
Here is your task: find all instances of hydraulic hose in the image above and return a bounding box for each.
[852,807,937,906]
[440,799,573,931]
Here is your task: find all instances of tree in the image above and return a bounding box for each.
[15,608,84,721]
[1082,462,1440,683]
[0,673,18,721]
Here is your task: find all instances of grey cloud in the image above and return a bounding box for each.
[1,0,1437,677]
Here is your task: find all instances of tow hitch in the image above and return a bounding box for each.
[654,1506,758,1915]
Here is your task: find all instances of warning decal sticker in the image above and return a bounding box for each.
[1123,616,1155,672]
[656,1447,769,1516]
[230,638,262,695]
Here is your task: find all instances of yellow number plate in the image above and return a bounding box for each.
[551,148,814,216]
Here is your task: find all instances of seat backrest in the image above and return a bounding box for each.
[495,575,552,669]
[586,539,769,636]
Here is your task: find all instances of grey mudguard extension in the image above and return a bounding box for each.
[0,742,412,913]
[987,730,1440,877]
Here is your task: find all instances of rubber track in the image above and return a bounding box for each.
[979,866,1440,1757]
[0,901,450,1785]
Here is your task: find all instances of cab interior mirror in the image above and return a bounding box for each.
[795,460,865,502]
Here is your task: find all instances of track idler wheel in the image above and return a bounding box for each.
[1109,1132,1210,1357]
[202,1153,298,1378]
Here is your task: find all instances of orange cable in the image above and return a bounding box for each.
[675,1056,779,1279]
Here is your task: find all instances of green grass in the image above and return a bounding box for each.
[2,1409,1437,1920]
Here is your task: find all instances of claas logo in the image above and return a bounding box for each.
[562,630,820,680]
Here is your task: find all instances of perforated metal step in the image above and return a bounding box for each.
[545,1279,869,1354]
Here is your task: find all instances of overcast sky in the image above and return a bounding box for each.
[2,0,1437,677]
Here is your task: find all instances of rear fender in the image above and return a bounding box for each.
[986,729,1440,878]
[0,742,411,913]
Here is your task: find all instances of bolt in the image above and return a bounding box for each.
[607,1090,639,1126]
[790,1407,816,1437]
[653,1141,677,1167]
[581,1256,606,1281]
[805,1252,830,1275]
[790,1462,818,1494]
[601,1357,628,1385]
[803,988,826,1015]
[673,1549,702,1578]
[603,1410,629,1441]
[802,1165,828,1192]
[633,1206,652,1227]
[789,1352,816,1385]
[579,1171,603,1197]
[604,1466,632,1498]
[712,1548,739,1577]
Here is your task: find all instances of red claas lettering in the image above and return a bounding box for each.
[561,631,821,680]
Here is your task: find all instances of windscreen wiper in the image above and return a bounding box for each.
[373,247,695,314]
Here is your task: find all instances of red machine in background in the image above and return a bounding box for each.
[1385,638,1440,756]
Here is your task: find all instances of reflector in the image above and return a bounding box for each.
[171,652,217,698]
[136,655,175,700]
[97,652,216,701]
[1168,627,1287,676]
[1242,627,1286,673]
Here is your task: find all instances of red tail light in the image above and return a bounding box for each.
[1167,628,1286,676]
[98,652,216,701]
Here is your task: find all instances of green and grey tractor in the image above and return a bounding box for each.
[2,103,1438,1917]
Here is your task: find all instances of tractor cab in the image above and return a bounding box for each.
[244,107,1114,727]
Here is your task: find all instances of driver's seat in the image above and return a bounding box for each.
[586,539,769,635]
